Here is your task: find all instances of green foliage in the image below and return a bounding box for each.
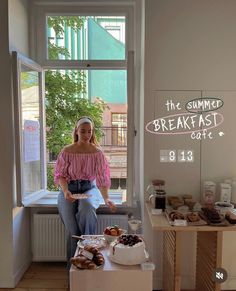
[48,16,85,36]
[48,43,70,60]
[46,16,107,189]
[47,164,59,191]
[46,16,107,158]
[47,16,85,60]
[45,69,107,155]
[21,72,38,89]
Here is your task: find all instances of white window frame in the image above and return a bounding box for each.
[31,3,136,207]
[12,51,47,206]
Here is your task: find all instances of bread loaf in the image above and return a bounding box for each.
[93,253,105,266]
[84,245,99,255]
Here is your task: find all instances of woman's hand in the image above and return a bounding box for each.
[64,190,76,203]
[105,198,117,212]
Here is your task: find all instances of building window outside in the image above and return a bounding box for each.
[111,113,127,147]
[47,16,126,61]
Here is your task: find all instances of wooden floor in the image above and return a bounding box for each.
[1,263,234,291]
[2,262,69,291]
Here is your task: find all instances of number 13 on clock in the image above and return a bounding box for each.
[178,150,194,162]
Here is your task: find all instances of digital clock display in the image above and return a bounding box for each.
[160,150,194,163]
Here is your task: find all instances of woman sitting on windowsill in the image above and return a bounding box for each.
[54,116,116,267]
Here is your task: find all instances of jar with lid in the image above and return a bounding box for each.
[148,179,166,210]
[202,181,216,207]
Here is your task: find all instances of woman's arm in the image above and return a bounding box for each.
[59,177,76,203]
[99,186,117,212]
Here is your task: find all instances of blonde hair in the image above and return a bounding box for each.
[73,116,99,145]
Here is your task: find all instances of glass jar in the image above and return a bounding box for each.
[155,189,166,210]
[153,180,166,210]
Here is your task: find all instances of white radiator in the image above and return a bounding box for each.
[32,214,67,262]
[32,213,128,262]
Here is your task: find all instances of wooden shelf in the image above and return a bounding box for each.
[146,202,235,291]
[146,202,236,231]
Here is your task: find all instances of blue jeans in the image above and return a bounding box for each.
[57,180,103,265]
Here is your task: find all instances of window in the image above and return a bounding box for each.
[111,113,127,146]
[12,52,46,206]
[47,16,126,60]
[34,4,135,206]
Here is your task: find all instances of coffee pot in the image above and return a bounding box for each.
[146,179,166,210]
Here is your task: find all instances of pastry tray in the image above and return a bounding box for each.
[72,249,104,270]
[198,211,230,227]
[165,210,208,226]
[76,235,106,249]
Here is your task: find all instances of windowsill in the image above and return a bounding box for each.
[25,192,135,212]
[25,191,59,208]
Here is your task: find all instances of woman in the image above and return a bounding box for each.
[54,116,116,265]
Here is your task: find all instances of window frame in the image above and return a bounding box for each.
[12,51,47,206]
[32,4,135,207]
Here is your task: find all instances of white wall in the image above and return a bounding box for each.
[0,0,15,287]
[143,0,236,289]
[144,0,236,190]
[12,209,31,286]
[9,0,29,55]
[0,0,31,288]
[10,0,32,285]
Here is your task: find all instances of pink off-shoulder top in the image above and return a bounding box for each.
[54,150,111,188]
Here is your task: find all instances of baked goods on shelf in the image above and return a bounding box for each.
[182,194,193,200]
[186,212,200,222]
[109,234,146,265]
[165,210,207,226]
[168,210,185,221]
[184,199,197,210]
[70,245,105,269]
[201,207,222,223]
[167,194,197,210]
[167,196,184,209]
[215,202,234,214]
[225,211,236,224]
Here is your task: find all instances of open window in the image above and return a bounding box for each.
[12,51,46,206]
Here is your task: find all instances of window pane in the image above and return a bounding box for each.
[111,113,127,146]
[45,69,127,202]
[21,66,42,196]
[47,16,126,60]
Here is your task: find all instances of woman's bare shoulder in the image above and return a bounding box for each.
[62,143,101,154]
[63,144,77,153]
[90,144,102,152]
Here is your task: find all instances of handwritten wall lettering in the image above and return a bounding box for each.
[146,97,224,140]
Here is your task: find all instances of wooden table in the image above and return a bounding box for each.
[146,203,236,291]
[69,236,153,291]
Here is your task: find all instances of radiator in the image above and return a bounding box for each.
[32,214,67,262]
[32,213,128,262]
[96,214,128,234]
